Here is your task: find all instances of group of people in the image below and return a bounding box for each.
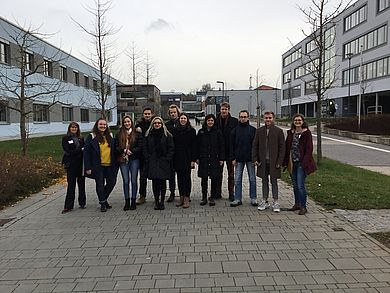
[61,102,316,216]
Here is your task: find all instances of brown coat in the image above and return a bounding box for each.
[252,124,285,180]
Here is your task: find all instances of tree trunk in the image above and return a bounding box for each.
[20,100,28,157]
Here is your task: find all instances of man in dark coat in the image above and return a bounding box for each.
[165,104,180,202]
[252,111,285,212]
[229,110,257,207]
[215,102,238,201]
[135,107,153,205]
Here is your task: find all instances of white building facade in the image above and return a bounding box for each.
[0,16,121,139]
[281,0,390,117]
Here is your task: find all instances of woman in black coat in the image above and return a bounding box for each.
[143,116,175,210]
[61,122,86,213]
[196,114,224,206]
[84,118,118,212]
[172,113,196,208]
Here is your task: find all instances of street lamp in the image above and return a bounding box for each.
[287,78,292,118]
[346,52,353,106]
[216,81,224,100]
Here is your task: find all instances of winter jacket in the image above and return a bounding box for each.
[114,131,143,162]
[196,126,225,178]
[61,135,84,171]
[229,121,256,162]
[215,113,238,161]
[172,126,197,171]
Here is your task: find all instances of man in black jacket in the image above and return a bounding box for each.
[165,104,180,202]
[215,102,238,201]
[135,107,153,204]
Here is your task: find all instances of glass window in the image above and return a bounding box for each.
[283,48,302,67]
[344,5,367,31]
[93,79,98,91]
[344,25,387,57]
[24,52,33,71]
[84,76,89,89]
[73,71,79,85]
[60,66,67,82]
[62,107,73,122]
[43,59,53,77]
[378,0,390,12]
[283,72,291,83]
[0,42,10,64]
[0,104,7,122]
[33,104,49,122]
[80,109,89,122]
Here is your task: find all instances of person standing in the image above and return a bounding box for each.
[61,122,86,213]
[115,115,142,211]
[135,107,153,205]
[196,114,224,206]
[84,118,118,212]
[283,113,316,215]
[165,104,180,202]
[229,110,257,207]
[215,102,238,201]
[143,116,175,210]
[172,113,196,208]
[252,111,285,212]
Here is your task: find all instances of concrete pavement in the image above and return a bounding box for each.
[0,172,390,293]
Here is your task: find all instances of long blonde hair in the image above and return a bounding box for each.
[145,116,172,137]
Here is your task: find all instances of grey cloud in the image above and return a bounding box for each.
[145,18,174,33]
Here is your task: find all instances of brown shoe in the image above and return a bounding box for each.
[136,196,146,205]
[176,196,184,207]
[288,204,300,211]
[298,207,307,215]
[182,197,190,209]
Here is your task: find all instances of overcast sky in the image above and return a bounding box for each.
[2,0,331,93]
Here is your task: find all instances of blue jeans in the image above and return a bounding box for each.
[94,166,117,204]
[119,159,140,200]
[234,161,256,201]
[291,162,307,208]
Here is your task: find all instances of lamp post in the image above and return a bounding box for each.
[346,52,353,108]
[287,78,292,118]
[216,81,224,100]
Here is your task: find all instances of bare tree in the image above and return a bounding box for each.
[200,83,213,91]
[298,0,350,165]
[72,0,119,120]
[0,22,69,156]
[126,41,144,85]
[142,51,157,85]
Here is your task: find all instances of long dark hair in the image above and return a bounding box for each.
[92,118,111,145]
[66,121,81,138]
[118,115,136,149]
[291,113,309,130]
[202,114,216,129]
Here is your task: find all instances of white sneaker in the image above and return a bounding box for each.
[250,199,258,206]
[272,201,280,213]
[257,200,270,210]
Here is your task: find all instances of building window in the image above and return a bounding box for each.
[283,48,302,67]
[24,52,33,71]
[93,79,98,91]
[344,5,367,32]
[80,109,89,122]
[33,104,49,122]
[342,56,390,85]
[0,104,8,122]
[73,71,79,86]
[60,65,67,82]
[294,59,318,79]
[84,75,89,89]
[305,39,316,53]
[106,84,111,95]
[43,59,53,77]
[283,72,291,84]
[378,0,390,12]
[105,110,111,122]
[62,107,73,122]
[344,25,388,58]
[305,80,317,95]
[0,41,10,64]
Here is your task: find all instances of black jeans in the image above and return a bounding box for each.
[152,179,167,202]
[216,160,234,197]
[177,170,191,197]
[139,159,148,197]
[65,165,86,209]
[94,166,117,205]
[201,177,218,199]
[168,172,176,194]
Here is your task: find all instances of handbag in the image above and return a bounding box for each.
[287,152,293,174]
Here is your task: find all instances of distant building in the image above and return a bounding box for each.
[205,86,281,118]
[160,92,184,120]
[281,0,390,117]
[116,84,161,123]
[0,16,121,139]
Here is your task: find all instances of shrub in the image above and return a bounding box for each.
[0,153,64,208]
[325,115,390,135]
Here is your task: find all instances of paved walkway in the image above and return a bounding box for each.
[1,172,390,293]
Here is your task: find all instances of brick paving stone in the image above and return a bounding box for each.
[222,261,250,273]
[168,263,195,275]
[139,264,168,275]
[329,258,364,270]
[248,260,279,272]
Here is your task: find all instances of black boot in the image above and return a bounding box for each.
[130,199,136,210]
[154,199,160,210]
[200,194,207,206]
[209,197,215,206]
[123,199,130,211]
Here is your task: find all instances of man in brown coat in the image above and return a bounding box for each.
[252,111,285,212]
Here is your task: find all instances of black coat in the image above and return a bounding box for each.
[142,130,175,180]
[165,118,179,134]
[230,122,256,162]
[83,134,119,179]
[196,126,225,178]
[114,131,143,162]
[172,126,197,171]
[61,135,84,171]
[215,113,238,161]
